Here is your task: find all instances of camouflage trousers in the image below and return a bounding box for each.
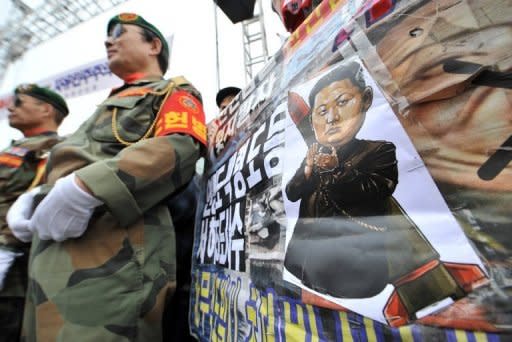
[22,207,177,341]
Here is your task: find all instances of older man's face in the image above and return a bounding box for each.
[7,94,48,131]
[105,24,155,77]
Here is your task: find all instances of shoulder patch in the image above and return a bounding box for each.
[154,90,206,145]
[0,153,23,168]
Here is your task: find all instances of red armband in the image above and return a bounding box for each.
[154,90,207,146]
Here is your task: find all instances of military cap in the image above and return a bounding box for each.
[107,13,169,61]
[216,86,241,107]
[14,83,69,115]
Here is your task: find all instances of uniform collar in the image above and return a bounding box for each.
[123,72,147,84]
[22,128,58,138]
[110,73,164,95]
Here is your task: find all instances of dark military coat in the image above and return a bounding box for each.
[284,139,439,298]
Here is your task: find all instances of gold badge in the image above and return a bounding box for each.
[179,95,199,113]
[118,13,138,22]
[16,83,35,93]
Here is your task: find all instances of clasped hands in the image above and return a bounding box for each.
[6,173,102,242]
[304,143,339,178]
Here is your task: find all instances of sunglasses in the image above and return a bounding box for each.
[13,96,41,108]
[107,23,126,39]
[13,96,24,107]
[107,23,148,41]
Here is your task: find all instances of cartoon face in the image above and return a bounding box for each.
[311,79,369,148]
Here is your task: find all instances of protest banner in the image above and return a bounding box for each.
[191,0,511,339]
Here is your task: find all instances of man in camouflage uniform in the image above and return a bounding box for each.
[7,13,206,341]
[0,84,68,342]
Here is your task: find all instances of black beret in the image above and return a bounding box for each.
[14,84,69,116]
[216,86,241,107]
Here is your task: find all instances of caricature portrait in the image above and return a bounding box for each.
[282,61,486,326]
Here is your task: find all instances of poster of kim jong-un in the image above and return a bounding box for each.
[282,57,488,326]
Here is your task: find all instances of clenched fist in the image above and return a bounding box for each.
[305,143,339,178]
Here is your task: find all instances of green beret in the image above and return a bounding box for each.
[14,84,69,116]
[107,13,169,61]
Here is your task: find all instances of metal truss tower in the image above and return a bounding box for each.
[0,0,130,83]
[241,0,269,83]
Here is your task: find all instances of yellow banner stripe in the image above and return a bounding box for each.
[399,326,414,342]
[339,312,353,342]
[473,331,488,342]
[455,329,468,342]
[363,317,377,342]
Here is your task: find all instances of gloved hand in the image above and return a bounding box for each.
[0,248,21,291]
[29,173,103,242]
[6,187,41,243]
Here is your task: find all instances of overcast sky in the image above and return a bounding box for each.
[0,0,288,146]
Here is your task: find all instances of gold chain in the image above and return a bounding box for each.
[328,194,387,232]
[341,208,387,232]
[111,80,176,146]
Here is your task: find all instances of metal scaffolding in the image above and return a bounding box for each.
[0,0,129,82]
[241,0,269,83]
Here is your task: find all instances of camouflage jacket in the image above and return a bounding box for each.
[23,76,206,341]
[0,132,61,298]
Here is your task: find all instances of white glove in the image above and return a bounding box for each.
[0,248,21,291]
[29,173,103,242]
[6,186,41,243]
